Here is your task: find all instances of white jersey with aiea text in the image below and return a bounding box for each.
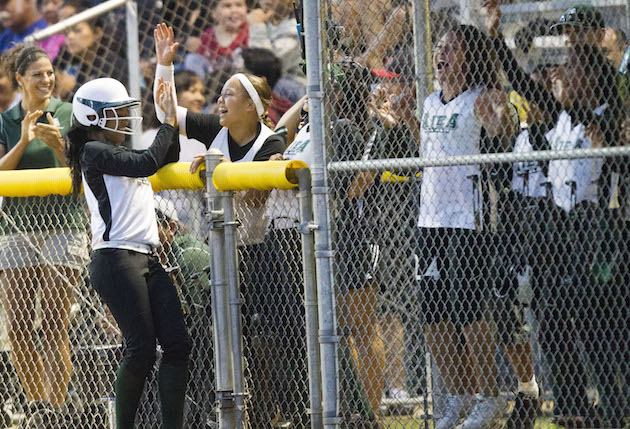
[83,172,159,250]
[211,123,277,245]
[512,129,548,199]
[418,86,485,230]
[265,124,312,224]
[546,104,607,212]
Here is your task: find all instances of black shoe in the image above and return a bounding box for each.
[505,393,540,429]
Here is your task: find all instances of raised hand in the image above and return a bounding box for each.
[156,78,178,128]
[154,23,179,66]
[20,110,42,146]
[482,0,502,39]
[34,112,64,153]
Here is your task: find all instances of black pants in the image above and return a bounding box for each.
[89,249,192,429]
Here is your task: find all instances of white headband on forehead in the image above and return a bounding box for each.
[232,73,264,118]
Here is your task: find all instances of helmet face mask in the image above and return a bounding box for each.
[72,78,143,137]
[98,101,143,135]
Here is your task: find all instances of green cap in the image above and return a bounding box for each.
[551,5,605,30]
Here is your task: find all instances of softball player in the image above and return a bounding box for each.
[65,76,192,429]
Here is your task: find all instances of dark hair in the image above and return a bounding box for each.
[174,69,202,93]
[331,60,372,132]
[451,24,500,90]
[65,125,99,196]
[0,44,50,89]
[570,43,622,117]
[241,47,282,89]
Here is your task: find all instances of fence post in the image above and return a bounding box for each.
[222,193,246,428]
[124,0,141,149]
[412,0,432,118]
[205,148,236,429]
[303,0,340,426]
[296,168,324,429]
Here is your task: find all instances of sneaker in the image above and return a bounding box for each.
[388,388,410,401]
[456,395,507,429]
[504,393,540,429]
[434,394,473,429]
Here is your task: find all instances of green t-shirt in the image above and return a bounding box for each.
[0,97,86,233]
[168,233,211,307]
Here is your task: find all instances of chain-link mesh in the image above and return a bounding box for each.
[2,0,630,427]
[323,0,630,428]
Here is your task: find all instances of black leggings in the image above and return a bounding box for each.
[90,248,192,429]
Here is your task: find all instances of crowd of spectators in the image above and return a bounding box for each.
[0,0,630,428]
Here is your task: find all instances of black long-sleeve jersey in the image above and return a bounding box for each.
[81,124,180,250]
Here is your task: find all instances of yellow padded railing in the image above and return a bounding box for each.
[212,160,308,192]
[0,160,308,197]
[0,162,205,197]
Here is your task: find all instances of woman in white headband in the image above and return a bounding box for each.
[153,23,285,170]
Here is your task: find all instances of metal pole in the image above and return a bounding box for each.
[205,148,235,429]
[26,0,127,41]
[222,194,246,428]
[304,0,340,426]
[412,0,432,119]
[296,168,324,429]
[125,1,141,149]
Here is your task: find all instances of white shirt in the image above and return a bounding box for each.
[418,86,485,230]
[546,105,606,212]
[512,129,548,198]
[265,124,312,224]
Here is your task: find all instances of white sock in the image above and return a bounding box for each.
[518,375,539,399]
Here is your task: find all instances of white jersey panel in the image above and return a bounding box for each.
[418,87,484,230]
[511,129,547,198]
[546,106,606,212]
[265,124,312,222]
[83,173,159,249]
[210,123,277,245]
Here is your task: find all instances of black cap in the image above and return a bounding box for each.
[551,5,605,31]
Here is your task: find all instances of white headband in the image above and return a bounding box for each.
[233,73,264,118]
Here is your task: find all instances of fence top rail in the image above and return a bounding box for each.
[25,0,129,42]
[328,146,630,173]
[0,162,204,197]
[212,160,308,192]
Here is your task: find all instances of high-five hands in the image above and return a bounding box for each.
[155,23,179,67]
[156,78,178,128]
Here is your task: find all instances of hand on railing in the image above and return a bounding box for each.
[189,152,230,174]
[155,22,179,66]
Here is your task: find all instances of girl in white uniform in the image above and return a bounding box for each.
[398,25,517,429]
[66,77,191,429]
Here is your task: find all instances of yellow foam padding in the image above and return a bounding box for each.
[510,90,530,125]
[212,160,308,192]
[149,162,205,192]
[0,162,205,197]
[381,171,422,183]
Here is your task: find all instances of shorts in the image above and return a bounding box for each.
[0,229,89,270]
[415,227,491,326]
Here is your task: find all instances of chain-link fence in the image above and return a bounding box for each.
[1,0,630,427]
[321,0,630,428]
